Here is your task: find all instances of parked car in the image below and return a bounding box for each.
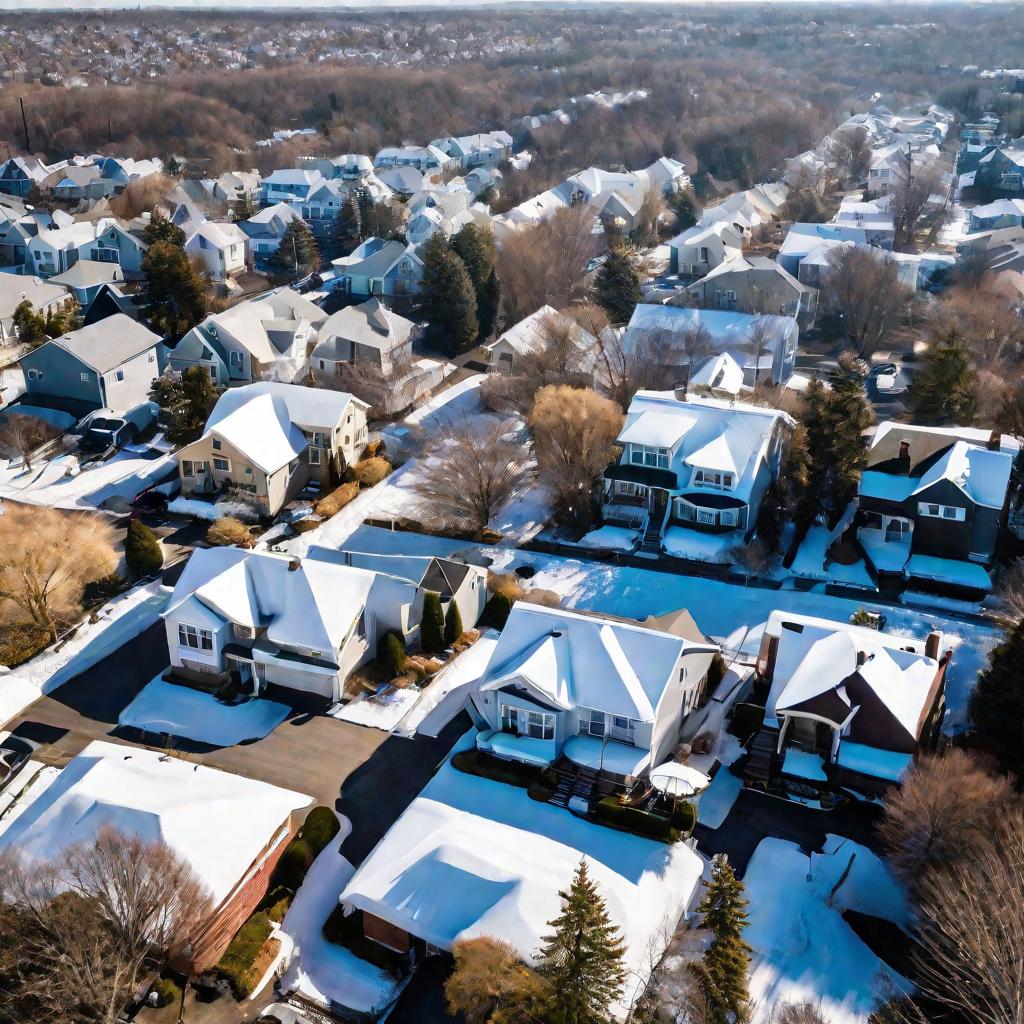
[0,738,31,791]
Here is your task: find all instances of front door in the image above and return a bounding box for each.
[650,488,668,521]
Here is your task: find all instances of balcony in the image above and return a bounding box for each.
[603,503,649,530]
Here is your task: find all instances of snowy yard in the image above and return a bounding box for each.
[791,525,875,590]
[330,686,421,732]
[118,676,290,745]
[745,835,911,1023]
[695,768,743,830]
[577,525,640,553]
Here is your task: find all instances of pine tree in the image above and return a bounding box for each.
[420,591,445,654]
[594,247,642,326]
[478,267,501,340]
[910,330,976,425]
[972,618,1024,777]
[451,223,500,341]
[271,219,321,278]
[690,855,752,1024]
[149,365,218,445]
[444,600,463,646]
[536,860,627,1024]
[142,240,207,339]
[124,518,163,577]
[420,233,478,354]
[143,210,186,248]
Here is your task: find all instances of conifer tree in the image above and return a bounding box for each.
[594,247,642,326]
[149,365,218,445]
[143,209,186,248]
[690,854,752,1024]
[452,223,501,341]
[124,518,163,577]
[536,859,627,1024]
[971,617,1024,778]
[142,240,207,339]
[420,233,478,354]
[271,218,321,277]
[444,600,463,646]
[910,330,976,425]
[420,591,445,655]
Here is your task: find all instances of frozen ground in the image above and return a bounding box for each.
[0,448,175,511]
[791,525,875,589]
[118,676,290,745]
[339,526,1002,733]
[0,582,169,728]
[330,686,420,731]
[745,835,911,1023]
[166,496,262,521]
[695,768,743,829]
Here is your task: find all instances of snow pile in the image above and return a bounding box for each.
[578,525,640,552]
[745,835,911,1023]
[167,497,261,521]
[695,768,742,829]
[662,527,736,564]
[330,686,420,732]
[791,525,874,589]
[118,676,290,745]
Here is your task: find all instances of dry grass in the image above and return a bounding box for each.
[314,481,359,518]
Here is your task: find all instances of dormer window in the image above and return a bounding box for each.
[629,444,669,469]
[694,469,733,489]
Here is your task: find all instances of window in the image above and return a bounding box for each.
[27,368,42,382]
[178,623,213,651]
[310,431,326,448]
[244,467,253,476]
[182,460,208,477]
[80,372,90,382]
[500,704,554,740]
[917,502,965,522]
[213,457,230,472]
[581,707,605,738]
[114,370,124,382]
[614,480,645,498]
[308,446,321,466]
[229,351,243,368]
[629,445,669,469]
[694,469,733,489]
[699,246,709,263]
[212,438,222,451]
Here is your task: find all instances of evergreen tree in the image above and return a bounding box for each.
[690,855,752,1024]
[668,189,698,231]
[536,860,627,1024]
[143,210,186,248]
[829,350,868,396]
[420,233,478,354]
[910,330,976,425]
[594,247,642,326]
[444,600,463,646]
[333,193,363,253]
[124,518,163,577]
[149,365,218,445]
[972,618,1024,778]
[359,195,405,241]
[11,300,47,346]
[142,240,207,339]
[420,591,445,654]
[451,223,501,341]
[271,219,321,278]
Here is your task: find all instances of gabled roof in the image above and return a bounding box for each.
[27,313,160,374]
[50,259,125,289]
[314,297,416,358]
[912,440,1013,510]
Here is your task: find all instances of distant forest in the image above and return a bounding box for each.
[2,4,1023,191]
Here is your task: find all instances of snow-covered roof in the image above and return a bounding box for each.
[49,259,125,289]
[36,313,160,374]
[689,352,745,396]
[476,603,710,724]
[0,739,309,906]
[912,440,1013,510]
[314,298,416,358]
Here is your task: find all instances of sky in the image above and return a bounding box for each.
[0,0,962,8]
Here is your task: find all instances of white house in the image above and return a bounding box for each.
[239,203,303,265]
[311,297,418,378]
[668,221,744,277]
[469,603,718,781]
[260,168,324,206]
[184,220,249,282]
[484,304,599,374]
[0,274,72,344]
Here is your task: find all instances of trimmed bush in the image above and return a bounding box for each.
[270,838,314,892]
[217,912,273,998]
[420,591,445,654]
[452,749,545,789]
[378,631,406,677]
[315,481,359,518]
[299,806,340,856]
[206,516,252,548]
[348,456,391,487]
[444,600,463,645]
[480,592,514,629]
[595,797,679,843]
[151,977,181,1008]
[671,801,697,835]
[124,518,163,576]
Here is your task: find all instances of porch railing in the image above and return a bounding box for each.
[602,504,648,529]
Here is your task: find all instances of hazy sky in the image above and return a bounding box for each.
[0,0,907,9]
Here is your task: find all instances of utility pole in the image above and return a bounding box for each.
[18,97,29,153]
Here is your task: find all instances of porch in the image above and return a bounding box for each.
[475,728,556,767]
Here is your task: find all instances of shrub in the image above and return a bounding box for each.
[257,884,293,922]
[217,912,273,999]
[452,749,545,789]
[706,652,727,698]
[314,481,359,518]
[487,572,523,600]
[528,780,555,802]
[480,592,514,629]
[348,456,391,487]
[270,838,314,892]
[595,797,679,843]
[420,591,445,654]
[378,630,407,677]
[322,906,410,977]
[690,729,718,755]
[361,439,387,460]
[206,516,252,548]
[124,519,163,576]
[0,623,51,668]
[151,978,181,1008]
[299,806,340,856]
[671,801,697,835]
[444,600,463,645]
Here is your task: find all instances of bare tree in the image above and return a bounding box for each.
[909,804,1024,1024]
[0,413,61,471]
[0,505,118,641]
[744,315,778,389]
[878,749,1013,891]
[0,825,212,1024]
[769,1002,830,1024]
[890,159,946,252]
[727,538,771,586]
[824,246,912,357]
[313,356,419,418]
[529,385,623,534]
[445,936,547,1024]
[412,416,534,534]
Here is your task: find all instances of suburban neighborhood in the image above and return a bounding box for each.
[0,5,1020,1024]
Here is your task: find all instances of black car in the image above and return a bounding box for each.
[131,487,170,516]
[0,738,31,790]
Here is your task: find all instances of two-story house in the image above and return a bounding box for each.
[602,390,792,558]
[175,382,368,515]
[0,275,73,345]
[183,221,248,282]
[854,422,1017,595]
[0,156,67,198]
[311,298,418,379]
[752,611,951,795]
[330,238,424,301]
[668,221,743,278]
[259,168,324,207]
[469,603,718,783]
[239,203,303,266]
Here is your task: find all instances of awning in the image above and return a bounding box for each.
[649,761,711,797]
[604,463,677,489]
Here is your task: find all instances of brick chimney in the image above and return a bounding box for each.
[288,558,301,572]
[988,430,1002,452]
[925,631,942,660]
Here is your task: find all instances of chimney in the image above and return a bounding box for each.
[674,384,688,402]
[898,440,910,459]
[988,430,1002,452]
[925,631,942,661]
[856,650,869,667]
[288,558,301,572]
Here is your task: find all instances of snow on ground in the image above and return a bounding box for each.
[279,815,399,1015]
[791,525,875,589]
[577,525,640,552]
[662,526,737,564]
[330,686,420,732]
[395,631,499,738]
[339,526,1002,732]
[0,448,175,511]
[0,582,169,728]
[745,834,911,1024]
[118,676,290,745]
[695,768,743,829]
[166,497,261,521]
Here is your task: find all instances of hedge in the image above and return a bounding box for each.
[348,456,391,487]
[299,806,340,857]
[322,906,410,978]
[217,911,273,998]
[479,592,514,629]
[671,801,697,836]
[444,601,463,645]
[315,481,359,518]
[270,838,314,892]
[378,631,407,677]
[125,519,163,575]
[595,797,679,843]
[420,592,445,654]
[452,749,551,790]
[257,884,293,923]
